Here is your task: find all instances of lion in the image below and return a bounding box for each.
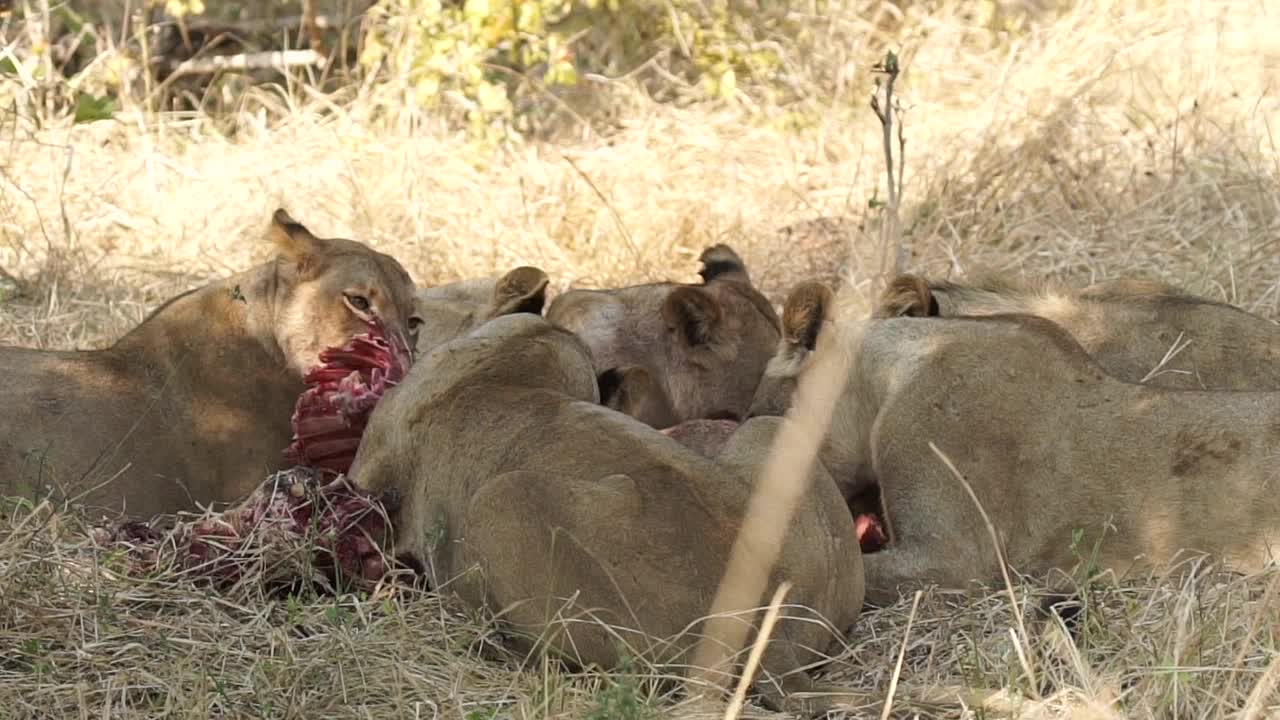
[545,244,781,427]
[413,266,550,355]
[753,281,1280,605]
[875,271,1280,390]
[348,313,864,715]
[0,209,420,519]
[414,270,697,428]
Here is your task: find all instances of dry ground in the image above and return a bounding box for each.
[2,0,1279,717]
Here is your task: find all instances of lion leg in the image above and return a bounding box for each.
[750,627,871,717]
[859,544,964,605]
[463,470,646,670]
[858,449,1007,605]
[860,509,1006,605]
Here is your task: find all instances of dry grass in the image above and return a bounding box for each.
[2,0,1280,716]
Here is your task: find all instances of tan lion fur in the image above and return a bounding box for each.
[413,265,550,355]
[349,313,863,715]
[0,209,418,518]
[754,286,1280,605]
[546,244,781,425]
[875,271,1280,390]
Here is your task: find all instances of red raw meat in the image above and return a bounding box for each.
[284,322,412,474]
[94,468,396,593]
[855,512,888,553]
[93,324,412,594]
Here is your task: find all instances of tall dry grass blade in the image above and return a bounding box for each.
[929,441,1040,698]
[721,581,792,720]
[879,589,923,720]
[558,151,644,265]
[687,303,858,699]
[1239,653,1280,720]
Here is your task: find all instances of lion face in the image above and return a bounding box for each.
[266,210,421,376]
[546,244,782,427]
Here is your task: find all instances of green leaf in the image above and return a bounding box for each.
[516,2,542,32]
[73,92,115,124]
[476,80,510,114]
[545,59,578,86]
[164,0,206,18]
[463,0,491,23]
[718,67,736,99]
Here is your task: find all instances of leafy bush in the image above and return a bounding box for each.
[358,0,813,134]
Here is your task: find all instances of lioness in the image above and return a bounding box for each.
[876,272,1280,390]
[349,313,864,715]
[754,282,1280,604]
[545,244,781,427]
[413,265,550,355]
[0,209,420,518]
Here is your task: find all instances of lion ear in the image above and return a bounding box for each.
[697,243,751,285]
[876,274,939,318]
[662,286,723,347]
[490,266,549,317]
[268,208,324,271]
[782,281,833,351]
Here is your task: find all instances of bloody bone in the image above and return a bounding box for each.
[285,324,412,474]
[94,467,395,592]
[94,327,411,593]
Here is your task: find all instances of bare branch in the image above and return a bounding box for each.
[870,50,906,293]
[301,0,326,56]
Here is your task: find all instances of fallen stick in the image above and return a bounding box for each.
[166,49,326,77]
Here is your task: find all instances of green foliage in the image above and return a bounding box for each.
[359,0,578,135]
[586,654,653,720]
[360,0,806,134]
[17,638,53,675]
[161,0,207,17]
[72,91,115,123]
[1069,517,1113,585]
[9,0,832,133]
[323,599,353,627]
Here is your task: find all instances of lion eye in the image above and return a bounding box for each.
[345,294,371,313]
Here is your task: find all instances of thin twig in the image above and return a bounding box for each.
[1138,331,1195,385]
[165,49,327,77]
[559,152,643,263]
[870,50,905,292]
[301,0,326,56]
